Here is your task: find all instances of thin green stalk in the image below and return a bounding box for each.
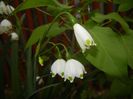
[27,82,63,99]
[26,48,35,97]
[10,41,21,99]
[36,11,76,58]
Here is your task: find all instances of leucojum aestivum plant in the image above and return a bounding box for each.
[1,0,133,99]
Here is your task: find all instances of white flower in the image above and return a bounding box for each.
[0,1,15,15]
[6,5,15,14]
[0,19,12,34]
[0,1,6,14]
[73,23,96,53]
[10,32,19,40]
[51,59,66,78]
[64,59,87,83]
[36,76,44,85]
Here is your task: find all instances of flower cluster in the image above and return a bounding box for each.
[51,59,87,83]
[0,1,15,15]
[0,19,19,40]
[73,23,96,53]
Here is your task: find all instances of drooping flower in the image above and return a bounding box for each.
[51,59,66,78]
[0,1,15,15]
[10,32,19,40]
[6,5,15,14]
[0,19,12,34]
[73,23,96,53]
[64,59,87,83]
[0,1,6,15]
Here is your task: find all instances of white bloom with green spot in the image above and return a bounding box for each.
[51,59,66,78]
[64,59,87,83]
[73,23,96,53]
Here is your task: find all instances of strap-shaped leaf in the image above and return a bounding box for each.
[14,0,71,13]
[25,23,66,49]
[14,0,54,13]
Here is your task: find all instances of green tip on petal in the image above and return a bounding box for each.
[68,76,73,83]
[51,72,55,78]
[61,72,64,78]
[85,39,91,46]
[80,74,83,79]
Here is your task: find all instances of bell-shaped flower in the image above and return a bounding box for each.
[64,59,87,83]
[10,32,19,41]
[51,59,66,78]
[0,1,15,15]
[73,23,96,53]
[6,5,15,14]
[0,19,12,34]
[0,1,6,15]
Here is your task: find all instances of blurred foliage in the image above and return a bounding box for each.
[0,0,133,99]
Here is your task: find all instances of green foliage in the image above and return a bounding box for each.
[119,0,133,12]
[91,12,133,69]
[26,22,66,49]
[6,0,133,99]
[91,12,129,32]
[110,79,133,96]
[14,0,71,13]
[14,0,54,13]
[113,0,133,11]
[121,30,133,69]
[85,26,128,77]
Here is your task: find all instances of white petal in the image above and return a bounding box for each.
[10,32,19,40]
[74,29,86,53]
[65,59,77,82]
[73,23,96,52]
[51,59,66,78]
[6,5,15,14]
[73,23,93,42]
[0,19,12,33]
[68,59,86,79]
[64,59,87,82]
[0,1,6,14]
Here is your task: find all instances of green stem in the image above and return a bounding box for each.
[57,43,70,59]
[26,48,34,97]
[10,41,21,99]
[48,42,62,58]
[36,11,76,58]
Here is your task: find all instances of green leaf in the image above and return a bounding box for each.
[26,23,66,49]
[110,79,133,96]
[113,0,124,4]
[14,0,55,13]
[14,0,71,13]
[121,29,133,69]
[92,12,129,33]
[47,5,71,16]
[118,0,133,11]
[85,26,128,77]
